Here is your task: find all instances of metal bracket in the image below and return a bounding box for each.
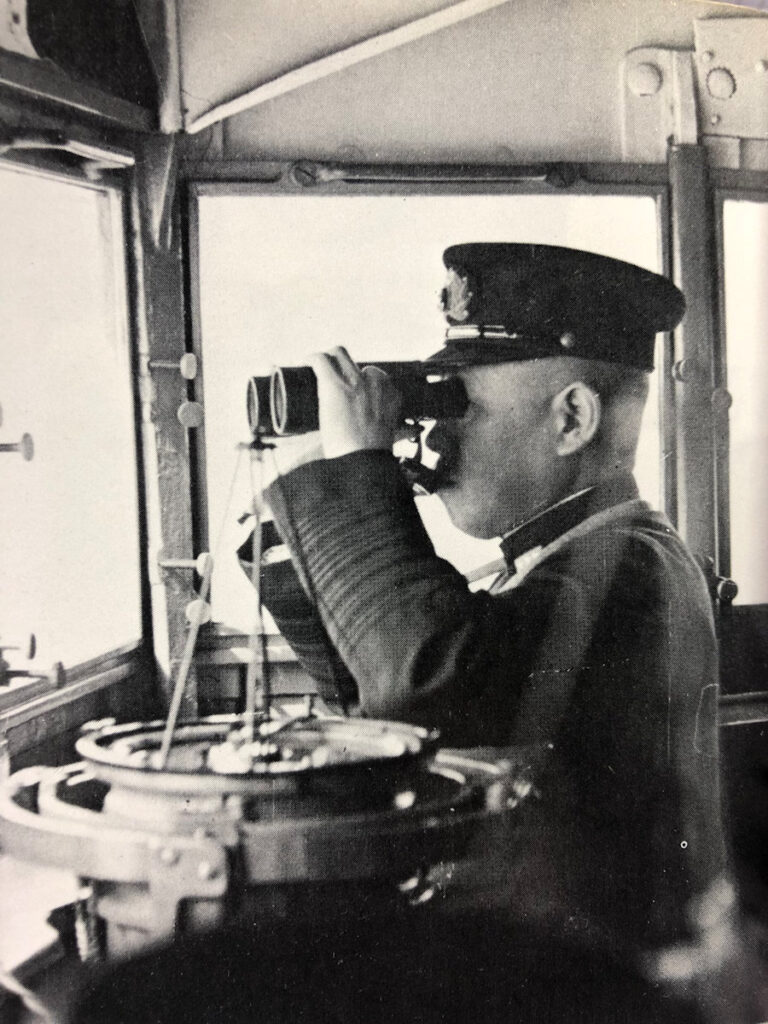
[693,17,768,169]
[0,767,229,943]
[621,48,698,162]
[694,18,768,141]
[145,835,229,937]
[622,22,768,167]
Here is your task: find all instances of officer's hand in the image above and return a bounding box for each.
[308,347,402,458]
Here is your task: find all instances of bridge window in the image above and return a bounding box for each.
[194,190,661,632]
[722,198,768,606]
[0,165,141,679]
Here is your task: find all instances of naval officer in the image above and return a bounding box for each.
[240,243,735,1020]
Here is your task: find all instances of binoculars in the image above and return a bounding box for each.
[247,362,467,437]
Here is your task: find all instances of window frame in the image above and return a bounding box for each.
[711,186,768,711]
[185,166,674,640]
[714,186,768,590]
[0,147,150,724]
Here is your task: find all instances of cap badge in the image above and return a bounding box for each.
[559,331,577,350]
[441,268,474,323]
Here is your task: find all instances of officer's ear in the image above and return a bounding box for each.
[551,381,601,456]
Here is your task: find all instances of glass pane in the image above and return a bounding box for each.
[723,199,768,605]
[0,166,141,669]
[197,193,660,632]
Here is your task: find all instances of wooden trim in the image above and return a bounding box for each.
[0,659,138,734]
[0,644,154,765]
[130,140,198,715]
[668,145,718,564]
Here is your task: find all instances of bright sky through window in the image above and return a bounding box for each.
[723,199,768,605]
[0,166,141,668]
[197,193,660,632]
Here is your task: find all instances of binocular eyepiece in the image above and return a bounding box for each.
[247,362,467,438]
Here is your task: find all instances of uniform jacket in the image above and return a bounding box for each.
[240,451,729,961]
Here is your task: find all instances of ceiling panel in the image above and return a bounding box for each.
[219,0,758,163]
[174,0,474,128]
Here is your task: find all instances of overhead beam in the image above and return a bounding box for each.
[0,49,153,132]
[186,0,513,134]
[133,0,183,133]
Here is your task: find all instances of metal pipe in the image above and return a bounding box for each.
[292,161,579,188]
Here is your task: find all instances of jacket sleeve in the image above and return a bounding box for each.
[264,451,592,746]
[237,520,360,714]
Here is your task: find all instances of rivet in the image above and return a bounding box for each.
[710,114,721,127]
[627,62,663,97]
[711,387,733,412]
[559,331,577,350]
[672,359,700,383]
[177,401,204,429]
[701,50,715,63]
[756,59,768,74]
[159,846,179,866]
[716,577,739,604]
[706,68,736,101]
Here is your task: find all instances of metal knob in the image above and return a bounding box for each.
[158,552,213,576]
[148,353,198,380]
[715,576,738,605]
[0,634,36,686]
[0,433,34,460]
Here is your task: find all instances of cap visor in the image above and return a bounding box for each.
[424,340,553,368]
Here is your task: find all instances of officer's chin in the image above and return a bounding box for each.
[437,485,494,540]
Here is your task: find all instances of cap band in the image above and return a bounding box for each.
[445,326,520,341]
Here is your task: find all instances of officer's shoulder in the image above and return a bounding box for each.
[540,514,691,590]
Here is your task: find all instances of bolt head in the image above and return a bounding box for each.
[197,860,219,881]
[711,388,733,412]
[707,68,736,101]
[627,61,663,97]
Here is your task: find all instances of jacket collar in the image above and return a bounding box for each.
[499,473,639,567]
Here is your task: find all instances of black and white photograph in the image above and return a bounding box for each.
[1,1,768,1021]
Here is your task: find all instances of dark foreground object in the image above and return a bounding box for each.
[68,910,705,1024]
